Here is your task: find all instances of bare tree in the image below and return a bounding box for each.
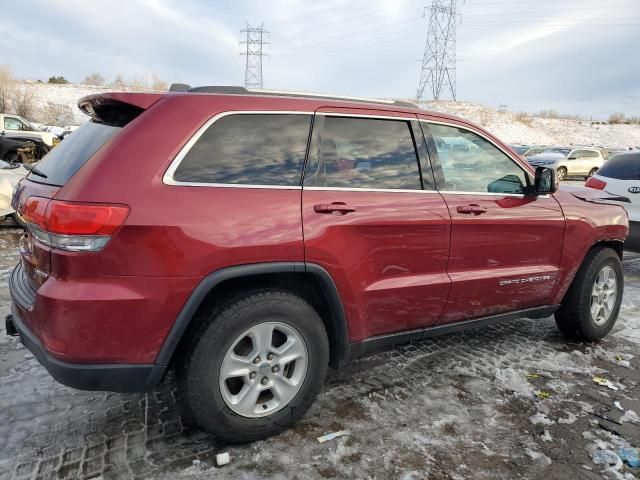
[128,76,149,90]
[0,65,15,113]
[609,112,626,125]
[11,86,36,119]
[110,74,126,89]
[83,73,105,86]
[151,74,168,91]
[42,101,75,126]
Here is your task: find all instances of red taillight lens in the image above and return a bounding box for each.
[46,201,129,235]
[585,177,607,190]
[19,197,129,252]
[21,196,49,227]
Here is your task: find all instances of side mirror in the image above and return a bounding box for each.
[567,155,577,160]
[534,167,557,194]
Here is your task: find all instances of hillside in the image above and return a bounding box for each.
[12,83,640,149]
[423,100,640,149]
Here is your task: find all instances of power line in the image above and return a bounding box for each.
[240,23,269,89]
[417,0,458,102]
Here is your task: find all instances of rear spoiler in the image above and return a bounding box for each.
[78,92,166,127]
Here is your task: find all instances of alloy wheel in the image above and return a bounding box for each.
[219,322,308,418]
[590,265,617,326]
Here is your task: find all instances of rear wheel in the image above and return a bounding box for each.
[556,167,567,181]
[587,168,598,178]
[178,290,329,443]
[555,247,623,341]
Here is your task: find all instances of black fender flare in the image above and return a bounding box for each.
[154,262,350,367]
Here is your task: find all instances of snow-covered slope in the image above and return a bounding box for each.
[422,100,640,149]
[14,83,640,149]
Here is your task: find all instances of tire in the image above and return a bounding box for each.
[587,168,598,178]
[555,247,623,341]
[556,167,567,182]
[178,289,329,443]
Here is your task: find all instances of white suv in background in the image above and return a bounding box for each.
[526,147,605,180]
[586,151,640,251]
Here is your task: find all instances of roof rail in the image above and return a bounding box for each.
[167,84,419,109]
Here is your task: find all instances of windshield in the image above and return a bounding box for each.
[17,116,39,131]
[29,121,121,186]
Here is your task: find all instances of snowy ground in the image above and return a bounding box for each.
[1,217,640,479]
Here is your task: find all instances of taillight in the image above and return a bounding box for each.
[20,197,129,252]
[585,176,607,190]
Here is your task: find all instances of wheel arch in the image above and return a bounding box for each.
[554,239,624,305]
[156,262,350,370]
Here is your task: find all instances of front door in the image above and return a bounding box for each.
[422,120,565,324]
[302,110,451,342]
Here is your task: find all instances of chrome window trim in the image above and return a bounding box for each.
[162,110,314,188]
[303,186,438,194]
[319,112,416,122]
[438,190,549,199]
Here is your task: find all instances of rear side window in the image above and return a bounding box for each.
[173,114,311,186]
[598,153,640,180]
[304,116,422,190]
[31,121,121,186]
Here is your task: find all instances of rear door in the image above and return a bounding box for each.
[422,118,565,323]
[302,109,451,342]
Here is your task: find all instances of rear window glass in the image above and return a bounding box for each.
[173,114,311,186]
[304,116,422,190]
[31,121,120,186]
[598,153,640,180]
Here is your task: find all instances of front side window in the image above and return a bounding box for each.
[4,117,27,131]
[428,123,529,194]
[306,116,422,190]
[173,114,311,186]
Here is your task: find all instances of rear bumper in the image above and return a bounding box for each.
[7,305,165,392]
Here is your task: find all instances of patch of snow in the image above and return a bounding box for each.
[529,413,553,425]
[620,410,640,424]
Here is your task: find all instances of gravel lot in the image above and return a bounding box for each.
[1,205,640,480]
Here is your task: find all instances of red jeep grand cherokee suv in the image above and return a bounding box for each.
[6,86,628,442]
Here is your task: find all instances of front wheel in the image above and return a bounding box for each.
[555,247,623,341]
[556,167,567,181]
[178,290,329,443]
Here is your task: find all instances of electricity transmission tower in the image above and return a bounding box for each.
[416,0,458,102]
[240,23,269,89]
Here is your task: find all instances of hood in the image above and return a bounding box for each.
[559,184,631,205]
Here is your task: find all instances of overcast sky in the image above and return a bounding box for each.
[2,0,639,118]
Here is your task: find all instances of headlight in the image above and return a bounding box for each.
[52,137,60,146]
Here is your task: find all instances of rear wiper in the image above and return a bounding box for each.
[23,163,48,179]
